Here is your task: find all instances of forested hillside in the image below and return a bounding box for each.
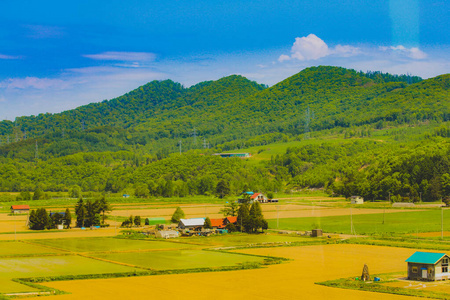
[0,66,448,201]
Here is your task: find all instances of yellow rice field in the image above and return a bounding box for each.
[33,244,420,299]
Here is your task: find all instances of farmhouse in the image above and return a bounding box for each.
[406,251,450,281]
[10,205,30,214]
[178,218,205,230]
[238,192,269,204]
[209,217,238,229]
[350,196,364,204]
[251,193,268,203]
[210,218,226,229]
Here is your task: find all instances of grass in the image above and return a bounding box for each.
[91,250,266,270]
[0,255,136,294]
[317,272,450,299]
[0,241,65,256]
[172,233,311,247]
[31,237,199,252]
[268,209,450,235]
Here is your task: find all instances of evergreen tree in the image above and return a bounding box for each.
[75,198,86,227]
[64,208,72,228]
[28,209,37,229]
[249,201,265,233]
[237,203,251,233]
[171,207,185,223]
[29,208,51,230]
[97,195,111,224]
[85,199,100,227]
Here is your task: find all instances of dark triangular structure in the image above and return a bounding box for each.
[361,264,370,281]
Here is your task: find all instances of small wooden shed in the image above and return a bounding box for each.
[311,229,323,237]
[406,251,450,281]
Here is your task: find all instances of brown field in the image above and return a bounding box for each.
[33,244,420,300]
[414,231,450,237]
[110,203,411,220]
[0,227,119,241]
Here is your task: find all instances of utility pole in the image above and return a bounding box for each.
[442,207,444,240]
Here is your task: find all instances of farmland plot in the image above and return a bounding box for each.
[32,237,198,252]
[34,244,419,299]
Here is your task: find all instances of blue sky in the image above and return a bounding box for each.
[0,0,449,120]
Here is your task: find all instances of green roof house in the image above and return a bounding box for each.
[406,251,450,281]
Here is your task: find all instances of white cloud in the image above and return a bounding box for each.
[278,54,291,62]
[0,77,69,90]
[332,44,361,57]
[279,34,361,62]
[83,51,156,62]
[379,45,427,60]
[0,53,21,59]
[290,34,329,60]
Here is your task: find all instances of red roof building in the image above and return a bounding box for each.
[225,216,238,224]
[210,218,226,228]
[10,205,30,214]
[250,193,268,203]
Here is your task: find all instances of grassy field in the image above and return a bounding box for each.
[0,235,292,295]
[31,237,199,252]
[0,255,136,294]
[92,250,265,270]
[0,241,65,256]
[268,209,450,235]
[173,233,311,247]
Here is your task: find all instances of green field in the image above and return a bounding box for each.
[0,241,65,256]
[0,255,136,294]
[268,209,450,235]
[174,233,311,247]
[92,249,265,270]
[32,237,198,252]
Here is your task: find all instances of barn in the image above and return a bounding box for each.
[145,217,166,226]
[406,251,450,281]
[178,218,205,230]
[10,205,30,214]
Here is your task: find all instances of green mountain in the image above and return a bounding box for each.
[0,66,449,201]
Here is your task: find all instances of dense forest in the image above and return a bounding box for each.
[0,66,449,201]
